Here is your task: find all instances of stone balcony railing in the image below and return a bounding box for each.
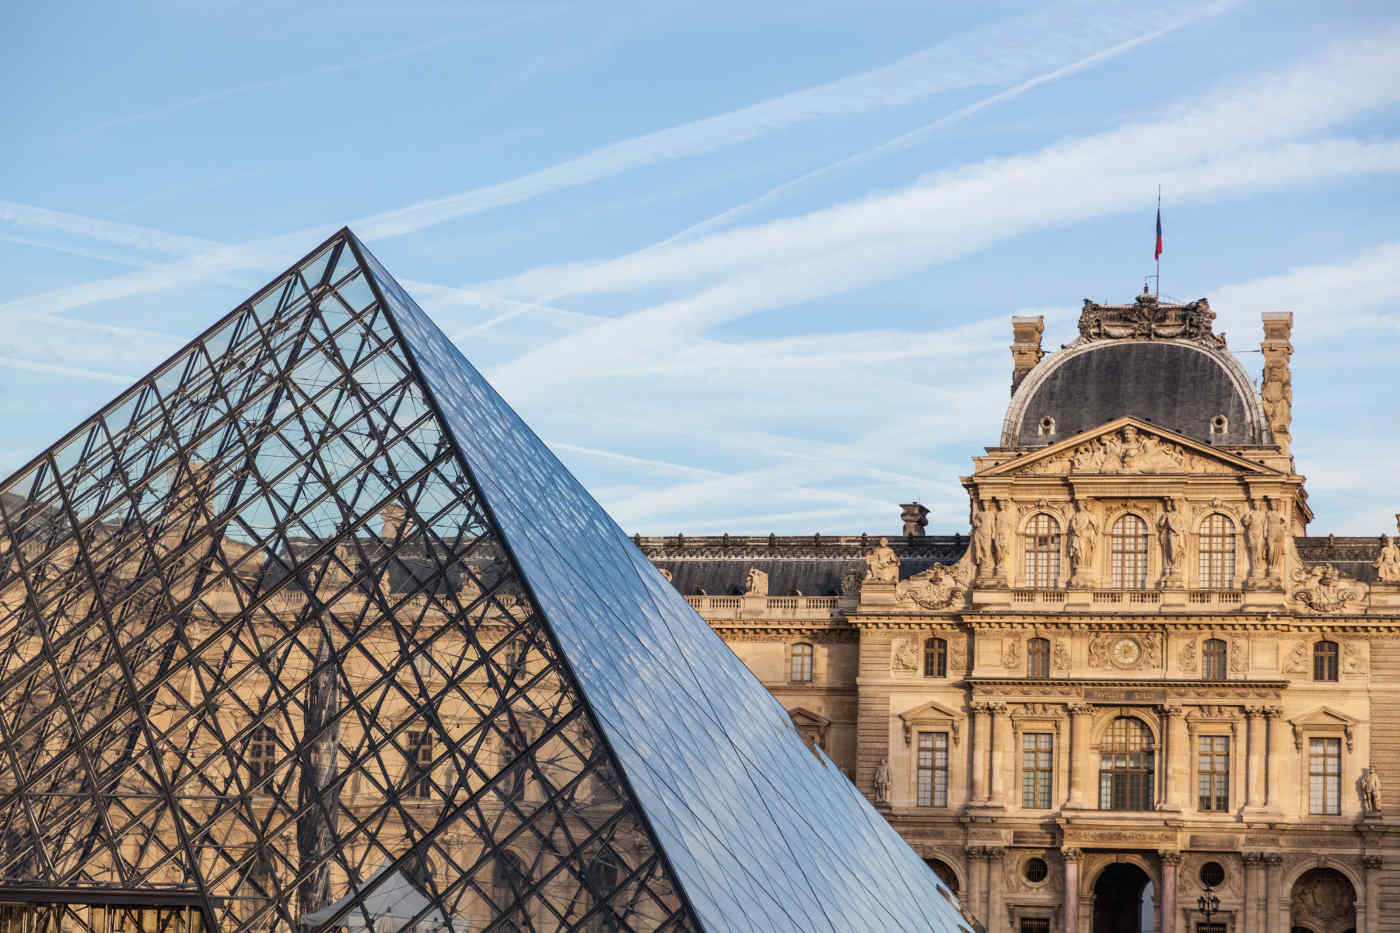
[1004,588,1247,612]
[683,594,841,620]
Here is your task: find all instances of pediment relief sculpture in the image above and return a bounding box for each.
[895,551,974,611]
[890,637,921,675]
[989,418,1274,477]
[1291,563,1367,612]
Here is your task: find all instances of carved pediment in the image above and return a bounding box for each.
[1288,706,1358,751]
[788,706,832,729]
[898,700,963,746]
[983,417,1281,477]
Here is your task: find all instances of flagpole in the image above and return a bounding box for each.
[1155,185,1161,298]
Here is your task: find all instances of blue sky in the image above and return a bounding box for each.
[2,0,1397,536]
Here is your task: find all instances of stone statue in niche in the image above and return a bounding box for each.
[1242,505,1266,584]
[1067,501,1099,587]
[872,758,890,804]
[991,499,1016,580]
[744,567,769,597]
[1157,498,1186,582]
[972,501,996,579]
[1361,767,1383,815]
[890,638,920,675]
[1264,499,1290,580]
[864,537,900,584]
[1375,535,1400,584]
[1261,356,1292,429]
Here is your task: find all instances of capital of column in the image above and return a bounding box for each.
[1242,851,1268,866]
[1244,705,1264,719]
[1263,705,1283,718]
[1066,702,1091,717]
[987,702,1009,714]
[967,845,1005,861]
[1363,854,1384,871]
[1264,853,1283,868]
[1157,850,1182,866]
[971,701,995,715]
[1158,704,1183,719]
[1061,847,1084,862]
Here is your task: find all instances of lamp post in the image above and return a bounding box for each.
[1196,884,1220,924]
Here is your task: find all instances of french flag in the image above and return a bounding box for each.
[1154,204,1163,260]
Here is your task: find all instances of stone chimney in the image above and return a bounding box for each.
[899,502,929,537]
[1260,312,1293,453]
[1010,315,1045,395]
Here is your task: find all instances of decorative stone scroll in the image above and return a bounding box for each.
[895,552,974,611]
[1292,564,1367,612]
[1077,293,1222,345]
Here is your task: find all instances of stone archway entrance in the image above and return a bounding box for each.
[1290,867,1356,933]
[1092,862,1155,933]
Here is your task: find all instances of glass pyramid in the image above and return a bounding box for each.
[0,230,966,932]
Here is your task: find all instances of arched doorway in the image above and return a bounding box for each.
[1093,863,1155,933]
[1290,867,1356,933]
[924,857,959,895]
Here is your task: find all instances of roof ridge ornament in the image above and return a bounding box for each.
[1074,294,1225,348]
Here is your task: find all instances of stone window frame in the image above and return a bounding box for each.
[1196,511,1239,590]
[1026,637,1051,678]
[899,700,964,809]
[787,706,832,752]
[924,636,948,678]
[1103,507,1155,590]
[1185,709,1239,817]
[1288,706,1358,821]
[1010,707,1065,812]
[1202,638,1229,681]
[785,640,816,683]
[1021,511,1063,589]
[1091,711,1159,811]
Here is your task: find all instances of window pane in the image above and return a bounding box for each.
[1023,513,1061,588]
[1313,641,1339,681]
[1198,736,1229,811]
[1203,639,1227,680]
[1027,638,1050,678]
[1309,738,1341,814]
[1099,717,1153,811]
[918,732,949,807]
[791,643,813,682]
[924,637,947,678]
[1110,515,1149,588]
[1198,513,1236,588]
[1022,732,1053,808]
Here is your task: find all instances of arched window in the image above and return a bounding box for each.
[1099,717,1154,811]
[1027,638,1050,678]
[1023,513,1061,588]
[1203,638,1227,680]
[1313,640,1339,682]
[791,642,814,682]
[1110,515,1149,588]
[924,637,947,678]
[1199,513,1236,588]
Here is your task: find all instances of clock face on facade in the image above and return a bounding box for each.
[1110,637,1142,668]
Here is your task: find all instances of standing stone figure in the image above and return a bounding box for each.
[1243,506,1266,584]
[872,758,891,804]
[972,501,995,579]
[1265,499,1290,580]
[1374,535,1400,585]
[1361,767,1383,815]
[1068,501,1099,587]
[1157,498,1186,581]
[744,567,769,597]
[864,538,900,584]
[991,499,1016,580]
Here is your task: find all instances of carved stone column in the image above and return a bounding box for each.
[1260,311,1293,455]
[966,847,986,929]
[1158,851,1180,933]
[988,703,1009,805]
[1363,855,1383,933]
[1244,706,1264,812]
[1242,852,1266,933]
[1062,848,1083,933]
[1161,705,1186,811]
[985,847,1005,931]
[1265,853,1284,933]
[971,703,992,803]
[1066,703,1092,809]
[1263,706,1281,810]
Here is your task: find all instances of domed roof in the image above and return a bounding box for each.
[1002,295,1271,448]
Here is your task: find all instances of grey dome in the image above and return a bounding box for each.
[1002,339,1270,447]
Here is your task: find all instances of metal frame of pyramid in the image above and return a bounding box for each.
[0,230,965,932]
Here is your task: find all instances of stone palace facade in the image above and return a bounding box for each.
[641,294,1400,933]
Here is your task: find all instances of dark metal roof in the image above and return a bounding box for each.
[1009,341,1265,446]
[1296,535,1385,584]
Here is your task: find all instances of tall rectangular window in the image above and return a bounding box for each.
[924,637,947,678]
[247,725,278,784]
[405,730,434,799]
[1110,515,1149,588]
[1197,735,1229,811]
[1198,513,1236,588]
[790,643,813,682]
[1309,737,1341,814]
[1022,513,1061,588]
[917,732,949,807]
[1021,733,1053,809]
